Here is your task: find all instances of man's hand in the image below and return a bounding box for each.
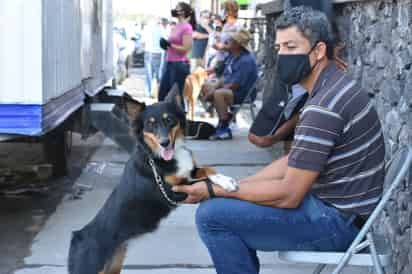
[172,182,210,204]
[248,133,275,148]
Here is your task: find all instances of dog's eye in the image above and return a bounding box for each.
[164,117,173,124]
[147,120,157,128]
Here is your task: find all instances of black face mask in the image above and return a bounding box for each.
[276,45,318,85]
[171,9,184,18]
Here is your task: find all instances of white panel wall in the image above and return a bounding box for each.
[0,0,43,104]
[80,0,94,78]
[42,0,82,103]
[102,0,113,78]
[0,0,111,105]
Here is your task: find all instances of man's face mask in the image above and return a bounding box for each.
[276,42,320,85]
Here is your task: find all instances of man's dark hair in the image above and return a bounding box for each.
[276,6,334,58]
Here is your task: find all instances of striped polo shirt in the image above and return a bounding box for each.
[288,62,385,217]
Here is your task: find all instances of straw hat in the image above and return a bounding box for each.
[229,28,253,52]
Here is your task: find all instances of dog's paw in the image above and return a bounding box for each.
[208,174,239,192]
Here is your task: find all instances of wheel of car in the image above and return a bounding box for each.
[42,126,69,177]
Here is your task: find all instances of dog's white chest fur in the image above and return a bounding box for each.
[174,140,194,178]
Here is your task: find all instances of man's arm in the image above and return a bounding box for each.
[223,58,255,92]
[173,164,319,208]
[216,166,319,208]
[241,154,288,183]
[248,114,299,148]
[223,82,239,92]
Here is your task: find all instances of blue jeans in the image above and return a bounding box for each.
[158,61,190,103]
[144,52,162,96]
[196,194,359,274]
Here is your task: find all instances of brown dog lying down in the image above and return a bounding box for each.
[183,67,209,120]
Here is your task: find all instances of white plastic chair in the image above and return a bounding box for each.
[277,145,412,274]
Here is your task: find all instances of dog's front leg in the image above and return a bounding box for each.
[100,244,127,274]
[165,175,188,186]
[192,166,216,181]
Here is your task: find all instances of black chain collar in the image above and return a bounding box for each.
[137,143,180,207]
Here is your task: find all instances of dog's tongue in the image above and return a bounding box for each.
[161,147,175,161]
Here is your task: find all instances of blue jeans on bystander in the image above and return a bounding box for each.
[144,52,162,97]
[158,61,190,105]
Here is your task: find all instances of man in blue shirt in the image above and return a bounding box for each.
[209,28,258,140]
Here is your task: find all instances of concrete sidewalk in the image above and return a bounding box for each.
[13,69,366,274]
[14,127,365,274]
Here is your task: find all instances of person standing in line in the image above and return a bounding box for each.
[142,18,167,98]
[205,15,224,69]
[158,17,170,83]
[158,2,196,103]
[191,10,212,70]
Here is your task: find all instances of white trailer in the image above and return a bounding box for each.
[0,0,116,175]
[0,0,113,136]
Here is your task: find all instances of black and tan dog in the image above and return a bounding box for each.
[68,86,216,274]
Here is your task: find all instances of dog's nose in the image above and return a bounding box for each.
[160,139,170,148]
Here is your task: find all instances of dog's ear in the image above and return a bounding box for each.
[165,83,183,111]
[132,112,144,137]
[123,92,146,124]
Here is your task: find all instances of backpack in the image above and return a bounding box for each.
[185,120,216,140]
[250,79,307,140]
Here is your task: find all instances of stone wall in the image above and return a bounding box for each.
[260,0,412,273]
[337,2,412,273]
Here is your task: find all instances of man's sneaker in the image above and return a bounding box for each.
[209,127,233,140]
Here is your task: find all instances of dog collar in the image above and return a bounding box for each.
[147,157,180,207]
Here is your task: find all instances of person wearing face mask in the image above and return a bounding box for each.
[172,6,385,274]
[205,15,224,69]
[191,10,212,70]
[211,0,240,77]
[248,0,347,152]
[158,2,195,103]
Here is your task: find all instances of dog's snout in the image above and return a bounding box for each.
[160,139,170,148]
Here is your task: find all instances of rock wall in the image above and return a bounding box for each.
[262,0,412,273]
[336,2,412,273]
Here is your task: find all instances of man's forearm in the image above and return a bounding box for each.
[213,178,292,208]
[241,155,288,183]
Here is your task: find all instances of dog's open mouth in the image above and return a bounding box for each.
[160,146,175,161]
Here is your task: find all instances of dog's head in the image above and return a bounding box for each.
[193,67,209,85]
[133,85,186,161]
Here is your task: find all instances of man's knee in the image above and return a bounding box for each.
[214,89,232,101]
[195,198,230,231]
[196,200,216,230]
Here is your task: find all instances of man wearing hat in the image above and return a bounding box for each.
[208,28,258,140]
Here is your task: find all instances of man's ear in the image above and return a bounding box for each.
[315,41,328,61]
[165,83,183,111]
